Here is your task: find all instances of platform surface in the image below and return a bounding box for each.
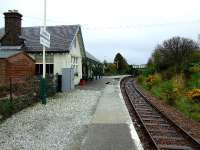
[81,76,143,150]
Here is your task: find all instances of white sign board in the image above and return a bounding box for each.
[40,27,50,48]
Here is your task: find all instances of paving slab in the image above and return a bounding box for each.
[81,76,143,150]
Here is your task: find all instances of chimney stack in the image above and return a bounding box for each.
[1,10,22,46]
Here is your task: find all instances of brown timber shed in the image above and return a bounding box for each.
[0,50,35,85]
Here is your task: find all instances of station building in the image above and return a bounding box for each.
[0,10,102,86]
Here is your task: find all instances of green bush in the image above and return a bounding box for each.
[161,81,177,106]
[150,85,162,99]
[137,72,200,121]
[104,64,117,75]
[160,67,176,80]
[142,67,155,77]
[187,73,200,89]
[176,96,200,121]
[0,100,14,116]
[137,75,145,84]
[145,74,161,90]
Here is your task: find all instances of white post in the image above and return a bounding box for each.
[42,0,46,78]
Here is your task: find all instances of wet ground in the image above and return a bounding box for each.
[0,76,142,150]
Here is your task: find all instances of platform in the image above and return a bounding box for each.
[81,76,143,150]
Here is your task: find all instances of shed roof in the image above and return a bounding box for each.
[0,50,22,58]
[86,51,101,63]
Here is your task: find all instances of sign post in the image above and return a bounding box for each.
[39,0,50,105]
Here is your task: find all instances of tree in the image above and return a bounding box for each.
[104,63,117,75]
[103,60,108,68]
[114,53,129,74]
[150,36,199,74]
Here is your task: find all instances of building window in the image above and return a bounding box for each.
[35,64,54,75]
[36,64,43,75]
[71,56,78,74]
[46,64,54,74]
[35,54,54,75]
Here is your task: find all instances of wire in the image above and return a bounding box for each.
[1,12,200,30]
[81,19,200,31]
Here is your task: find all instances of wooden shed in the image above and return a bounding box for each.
[0,50,35,85]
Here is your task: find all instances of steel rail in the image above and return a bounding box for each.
[122,78,159,150]
[122,77,200,150]
[132,81,200,149]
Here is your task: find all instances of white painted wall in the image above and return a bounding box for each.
[28,35,83,85]
[54,53,71,74]
[69,35,82,85]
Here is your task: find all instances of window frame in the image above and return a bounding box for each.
[35,63,54,75]
[71,56,78,74]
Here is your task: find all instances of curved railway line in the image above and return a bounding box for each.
[121,77,200,150]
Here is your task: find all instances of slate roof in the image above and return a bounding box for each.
[0,25,79,52]
[86,51,101,63]
[0,50,22,58]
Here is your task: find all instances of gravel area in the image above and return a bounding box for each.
[135,80,200,141]
[0,89,102,150]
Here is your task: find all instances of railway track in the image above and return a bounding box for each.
[121,77,200,150]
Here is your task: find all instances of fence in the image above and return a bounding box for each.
[0,75,57,120]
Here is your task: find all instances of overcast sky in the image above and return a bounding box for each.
[1,0,200,64]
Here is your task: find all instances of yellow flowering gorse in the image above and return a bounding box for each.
[145,74,161,89]
[186,88,200,102]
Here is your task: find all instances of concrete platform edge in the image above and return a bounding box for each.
[80,76,144,150]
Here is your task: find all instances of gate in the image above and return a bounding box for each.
[62,68,74,92]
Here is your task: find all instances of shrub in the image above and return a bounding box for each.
[137,75,145,84]
[145,74,161,89]
[0,100,14,116]
[161,81,178,106]
[187,73,200,89]
[171,73,185,93]
[104,64,117,75]
[186,88,200,102]
[189,65,200,73]
[160,67,176,80]
[142,67,155,77]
